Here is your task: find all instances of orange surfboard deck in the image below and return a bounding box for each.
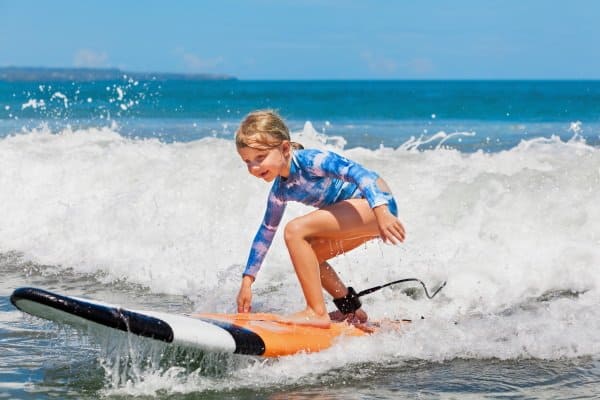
[10,287,409,358]
[194,312,408,357]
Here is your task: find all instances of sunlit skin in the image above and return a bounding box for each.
[238,143,291,182]
[237,141,406,328]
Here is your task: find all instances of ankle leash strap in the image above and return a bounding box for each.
[331,278,447,314]
[333,287,362,314]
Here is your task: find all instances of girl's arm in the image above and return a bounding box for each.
[373,202,405,244]
[307,150,390,209]
[237,189,286,313]
[242,189,287,278]
[308,150,405,244]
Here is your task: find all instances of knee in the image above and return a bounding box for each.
[284,218,309,244]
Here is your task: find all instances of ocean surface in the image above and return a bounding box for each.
[1,79,599,399]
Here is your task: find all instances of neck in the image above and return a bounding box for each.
[280,150,293,179]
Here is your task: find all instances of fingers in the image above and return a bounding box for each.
[381,221,406,245]
[237,298,251,313]
[375,210,406,245]
[237,290,252,313]
[392,222,406,242]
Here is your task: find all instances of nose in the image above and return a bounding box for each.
[248,162,261,176]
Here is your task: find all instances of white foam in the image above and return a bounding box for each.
[1,124,599,370]
[21,99,46,110]
[50,92,69,108]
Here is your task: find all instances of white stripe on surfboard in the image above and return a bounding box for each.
[13,297,237,354]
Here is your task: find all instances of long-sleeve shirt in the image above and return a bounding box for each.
[243,148,395,278]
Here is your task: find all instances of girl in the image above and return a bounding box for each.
[236,110,405,327]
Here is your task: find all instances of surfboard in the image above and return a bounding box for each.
[10,287,409,357]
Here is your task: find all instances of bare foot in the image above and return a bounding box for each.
[283,309,331,328]
[328,308,368,324]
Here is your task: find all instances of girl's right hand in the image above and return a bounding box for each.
[237,275,254,313]
[373,205,405,244]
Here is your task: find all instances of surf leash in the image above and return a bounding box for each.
[333,278,447,314]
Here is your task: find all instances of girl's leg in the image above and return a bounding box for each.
[319,260,368,323]
[315,236,372,299]
[319,261,347,299]
[283,198,381,326]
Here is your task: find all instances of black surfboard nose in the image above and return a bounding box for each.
[10,286,175,342]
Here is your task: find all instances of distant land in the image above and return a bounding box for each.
[0,66,237,82]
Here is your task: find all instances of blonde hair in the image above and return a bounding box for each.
[236,109,303,150]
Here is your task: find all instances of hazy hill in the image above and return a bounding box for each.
[0,66,237,82]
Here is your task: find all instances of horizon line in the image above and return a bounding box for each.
[1,66,598,82]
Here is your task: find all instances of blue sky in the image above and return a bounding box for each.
[1,0,598,79]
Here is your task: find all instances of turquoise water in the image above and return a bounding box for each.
[2,80,599,150]
[1,80,599,398]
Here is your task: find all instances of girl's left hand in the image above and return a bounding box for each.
[373,205,405,244]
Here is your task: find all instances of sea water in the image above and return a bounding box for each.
[0,80,599,399]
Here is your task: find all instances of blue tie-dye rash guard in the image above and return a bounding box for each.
[243,149,398,278]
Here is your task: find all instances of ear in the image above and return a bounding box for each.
[281,140,291,157]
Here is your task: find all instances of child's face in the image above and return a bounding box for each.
[238,142,291,182]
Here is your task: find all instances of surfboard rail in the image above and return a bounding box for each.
[10,287,407,357]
